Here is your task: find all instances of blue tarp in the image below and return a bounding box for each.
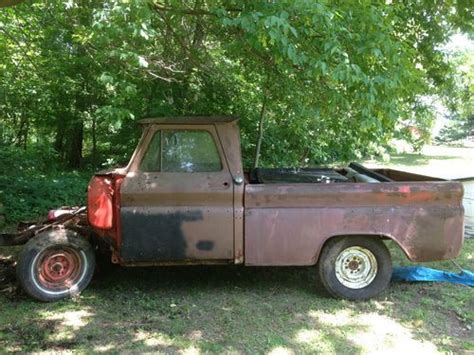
[392,266,474,287]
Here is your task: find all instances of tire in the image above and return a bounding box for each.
[318,236,392,300]
[17,229,95,302]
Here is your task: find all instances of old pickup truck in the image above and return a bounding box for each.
[9,116,464,301]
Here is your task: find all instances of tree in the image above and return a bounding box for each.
[437,46,474,142]
[0,0,472,168]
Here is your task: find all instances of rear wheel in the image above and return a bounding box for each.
[17,229,95,302]
[318,236,392,300]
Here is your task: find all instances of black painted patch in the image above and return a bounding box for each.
[120,210,203,262]
[196,240,214,251]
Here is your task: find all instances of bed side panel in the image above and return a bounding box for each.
[244,182,464,265]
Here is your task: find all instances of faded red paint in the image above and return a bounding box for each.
[87,176,114,229]
[244,182,464,265]
[87,173,125,256]
[86,116,464,267]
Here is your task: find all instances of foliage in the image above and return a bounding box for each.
[437,115,474,143]
[0,0,471,170]
[0,145,89,223]
[436,46,474,143]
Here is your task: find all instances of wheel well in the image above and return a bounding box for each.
[44,227,105,254]
[315,234,411,264]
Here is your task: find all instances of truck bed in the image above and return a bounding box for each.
[248,163,446,185]
[249,168,349,184]
[243,174,464,266]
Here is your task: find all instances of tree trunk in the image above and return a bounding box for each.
[15,115,25,148]
[23,117,28,150]
[91,114,97,168]
[253,89,268,169]
[54,118,65,153]
[15,113,28,150]
[191,0,204,48]
[66,119,84,168]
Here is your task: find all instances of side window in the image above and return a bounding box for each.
[140,130,222,172]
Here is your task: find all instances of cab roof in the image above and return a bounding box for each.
[138,116,239,125]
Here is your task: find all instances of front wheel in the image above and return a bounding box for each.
[318,236,392,300]
[17,229,95,302]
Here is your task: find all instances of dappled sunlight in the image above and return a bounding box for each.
[292,311,357,353]
[1,239,472,352]
[42,309,94,343]
[293,329,336,353]
[372,300,394,311]
[467,250,473,260]
[348,313,439,354]
[46,310,93,329]
[3,344,22,352]
[309,309,440,354]
[268,346,296,355]
[93,343,116,352]
[179,345,201,355]
[295,329,322,344]
[133,329,174,348]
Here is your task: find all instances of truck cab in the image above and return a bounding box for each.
[89,116,245,265]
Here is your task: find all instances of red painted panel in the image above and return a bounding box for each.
[87,176,114,229]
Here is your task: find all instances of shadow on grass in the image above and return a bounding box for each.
[0,263,367,353]
[0,255,446,353]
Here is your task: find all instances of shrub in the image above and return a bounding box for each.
[0,145,91,224]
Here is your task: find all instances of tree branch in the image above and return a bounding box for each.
[0,26,42,73]
[253,81,269,169]
[0,0,25,8]
[151,1,242,16]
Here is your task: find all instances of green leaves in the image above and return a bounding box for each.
[0,146,89,223]
[0,0,470,170]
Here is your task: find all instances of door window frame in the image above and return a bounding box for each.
[129,124,229,174]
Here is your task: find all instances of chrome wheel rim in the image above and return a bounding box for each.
[335,246,378,289]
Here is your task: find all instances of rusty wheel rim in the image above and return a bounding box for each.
[35,247,83,292]
[335,246,378,289]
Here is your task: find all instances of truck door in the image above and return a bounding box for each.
[119,125,235,262]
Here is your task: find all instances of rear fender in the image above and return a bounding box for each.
[315,234,410,264]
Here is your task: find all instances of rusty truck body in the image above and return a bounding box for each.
[8,116,464,301]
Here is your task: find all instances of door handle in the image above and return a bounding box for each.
[233,176,243,185]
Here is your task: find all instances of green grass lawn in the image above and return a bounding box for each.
[363,144,474,180]
[0,239,472,353]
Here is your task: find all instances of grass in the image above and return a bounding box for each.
[0,239,472,353]
[363,144,474,180]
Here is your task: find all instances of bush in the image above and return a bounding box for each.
[0,145,91,224]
